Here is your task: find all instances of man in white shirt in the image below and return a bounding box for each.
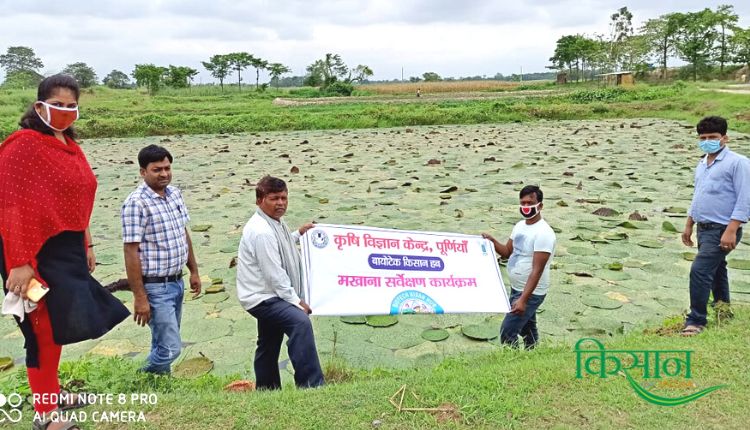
[236,176,323,389]
[483,185,556,349]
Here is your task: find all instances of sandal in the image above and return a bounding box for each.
[32,412,81,430]
[58,390,87,411]
[681,325,705,336]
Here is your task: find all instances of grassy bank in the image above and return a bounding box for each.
[1,306,748,429]
[1,82,748,139]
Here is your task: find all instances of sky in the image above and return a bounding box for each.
[0,1,748,84]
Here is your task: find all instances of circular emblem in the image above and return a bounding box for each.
[311,229,329,249]
[390,290,444,314]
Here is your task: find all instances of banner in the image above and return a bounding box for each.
[301,224,510,316]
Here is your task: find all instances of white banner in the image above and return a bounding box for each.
[301,224,510,316]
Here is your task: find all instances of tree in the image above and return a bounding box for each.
[62,62,98,88]
[640,14,680,79]
[1,70,43,89]
[422,72,441,82]
[0,46,43,75]
[620,34,652,77]
[225,52,253,90]
[305,53,348,87]
[202,54,231,92]
[249,56,267,90]
[713,4,739,77]
[731,27,750,80]
[348,65,373,83]
[267,62,291,88]
[165,65,198,88]
[674,9,719,81]
[607,7,634,71]
[132,64,167,94]
[103,70,131,89]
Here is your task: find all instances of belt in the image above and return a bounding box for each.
[142,272,183,284]
[697,222,727,231]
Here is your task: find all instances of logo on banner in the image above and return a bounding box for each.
[311,229,329,249]
[390,290,444,314]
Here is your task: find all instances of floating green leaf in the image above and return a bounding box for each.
[605,262,623,271]
[638,240,664,249]
[662,221,679,233]
[205,284,225,294]
[340,316,367,324]
[461,324,498,341]
[581,295,624,310]
[365,315,399,327]
[728,259,750,270]
[682,252,697,262]
[191,224,212,232]
[567,246,598,256]
[173,356,214,378]
[616,221,639,229]
[0,356,12,371]
[421,328,450,342]
[663,206,687,214]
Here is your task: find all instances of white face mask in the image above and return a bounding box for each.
[35,101,79,131]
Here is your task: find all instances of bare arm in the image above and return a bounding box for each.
[85,227,96,273]
[481,233,513,260]
[184,229,202,295]
[124,242,150,326]
[511,251,551,315]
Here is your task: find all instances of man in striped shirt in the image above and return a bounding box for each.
[122,145,202,374]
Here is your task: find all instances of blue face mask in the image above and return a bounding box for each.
[699,139,722,154]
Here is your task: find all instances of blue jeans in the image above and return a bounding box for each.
[248,297,324,390]
[141,279,184,374]
[500,289,546,349]
[686,225,742,327]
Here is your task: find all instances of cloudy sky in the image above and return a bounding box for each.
[0,1,748,83]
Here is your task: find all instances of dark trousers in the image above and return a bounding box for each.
[248,297,324,390]
[686,224,742,326]
[500,289,546,349]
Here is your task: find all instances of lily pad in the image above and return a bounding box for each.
[0,356,13,371]
[595,270,632,281]
[365,315,399,327]
[461,324,498,341]
[202,292,229,303]
[663,206,687,214]
[191,224,212,232]
[581,295,624,310]
[727,259,750,270]
[340,316,367,324]
[205,284,225,294]
[682,252,697,262]
[173,356,214,378]
[662,221,679,233]
[421,328,450,342]
[637,240,664,249]
[567,246,598,256]
[616,221,639,229]
[605,262,623,271]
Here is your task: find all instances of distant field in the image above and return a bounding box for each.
[361,80,525,94]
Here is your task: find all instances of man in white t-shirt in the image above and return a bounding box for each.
[483,185,556,349]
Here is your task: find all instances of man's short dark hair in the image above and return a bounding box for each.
[138,145,173,169]
[696,116,728,136]
[520,185,543,202]
[256,176,287,200]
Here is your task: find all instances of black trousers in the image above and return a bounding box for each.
[248,297,324,390]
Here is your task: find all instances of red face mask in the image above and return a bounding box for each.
[36,101,79,131]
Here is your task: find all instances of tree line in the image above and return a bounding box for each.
[549,4,750,82]
[0,46,375,95]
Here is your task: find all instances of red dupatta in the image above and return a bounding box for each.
[0,129,97,283]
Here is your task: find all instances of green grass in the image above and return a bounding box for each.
[2,82,749,139]
[2,306,748,429]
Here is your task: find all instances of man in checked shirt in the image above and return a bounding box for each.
[682,116,750,336]
[122,145,202,374]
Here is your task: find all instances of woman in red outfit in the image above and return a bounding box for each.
[0,75,129,430]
